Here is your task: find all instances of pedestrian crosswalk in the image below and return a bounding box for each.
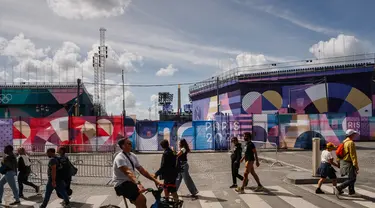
[3,184,375,208]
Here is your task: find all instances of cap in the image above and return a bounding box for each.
[326,142,335,149]
[345,129,359,137]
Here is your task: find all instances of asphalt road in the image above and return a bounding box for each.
[1,152,374,207]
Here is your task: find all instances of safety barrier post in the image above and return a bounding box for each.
[312,137,321,177]
[270,144,283,167]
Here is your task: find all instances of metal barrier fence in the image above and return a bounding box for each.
[240,141,282,167]
[0,145,121,186]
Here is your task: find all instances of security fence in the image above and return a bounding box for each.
[0,113,373,155]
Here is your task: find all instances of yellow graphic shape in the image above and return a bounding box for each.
[345,87,372,110]
[262,90,282,109]
[313,98,328,113]
[207,96,218,119]
[13,121,31,138]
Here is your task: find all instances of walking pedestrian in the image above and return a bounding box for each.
[315,142,339,194]
[17,147,39,198]
[113,138,162,208]
[0,145,20,205]
[175,139,199,198]
[57,147,73,197]
[230,137,244,188]
[39,148,70,208]
[154,139,179,202]
[235,132,263,194]
[334,129,359,197]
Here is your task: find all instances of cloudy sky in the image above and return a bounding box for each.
[0,0,374,119]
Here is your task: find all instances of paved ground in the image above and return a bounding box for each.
[260,141,375,186]
[1,151,375,207]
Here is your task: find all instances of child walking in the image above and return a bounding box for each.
[316,142,340,194]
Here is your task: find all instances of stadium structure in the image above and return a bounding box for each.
[0,82,98,118]
[189,54,375,121]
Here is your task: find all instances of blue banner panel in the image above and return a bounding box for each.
[157,121,176,151]
[193,121,214,150]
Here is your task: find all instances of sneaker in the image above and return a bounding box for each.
[229,184,237,188]
[332,187,343,195]
[315,188,325,194]
[254,186,264,192]
[19,195,25,198]
[235,187,245,194]
[62,201,71,208]
[9,201,21,205]
[349,190,356,195]
[333,187,342,198]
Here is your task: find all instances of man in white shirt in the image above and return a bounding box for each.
[113,138,162,208]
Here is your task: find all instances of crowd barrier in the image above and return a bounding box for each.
[239,141,282,167]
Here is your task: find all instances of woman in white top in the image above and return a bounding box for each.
[316,142,340,194]
[175,139,199,198]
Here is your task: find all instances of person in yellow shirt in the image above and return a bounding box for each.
[334,129,359,197]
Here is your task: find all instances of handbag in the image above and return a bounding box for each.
[69,162,78,176]
[0,165,6,175]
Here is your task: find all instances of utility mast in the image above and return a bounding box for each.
[93,53,100,115]
[99,27,108,115]
[92,28,108,116]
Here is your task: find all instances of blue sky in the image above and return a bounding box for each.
[0,0,373,119]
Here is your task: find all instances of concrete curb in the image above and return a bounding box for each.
[258,156,348,185]
[285,171,348,185]
[258,156,310,171]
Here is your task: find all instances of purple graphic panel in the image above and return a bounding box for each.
[346,117,370,141]
[0,119,13,149]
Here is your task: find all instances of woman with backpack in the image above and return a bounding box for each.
[17,147,39,198]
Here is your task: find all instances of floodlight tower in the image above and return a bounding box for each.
[92,53,100,115]
[99,27,108,115]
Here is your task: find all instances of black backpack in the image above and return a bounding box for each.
[56,157,77,179]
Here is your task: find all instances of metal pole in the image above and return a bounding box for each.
[122,69,126,137]
[76,79,81,116]
[216,77,219,115]
[324,76,329,112]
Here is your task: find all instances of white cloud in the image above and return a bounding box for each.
[309,34,372,58]
[0,33,49,62]
[156,64,178,76]
[46,0,132,19]
[0,18,238,68]
[236,53,268,67]
[0,33,150,117]
[0,33,143,82]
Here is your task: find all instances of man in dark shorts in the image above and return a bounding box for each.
[235,132,263,194]
[112,138,162,208]
[154,140,179,201]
